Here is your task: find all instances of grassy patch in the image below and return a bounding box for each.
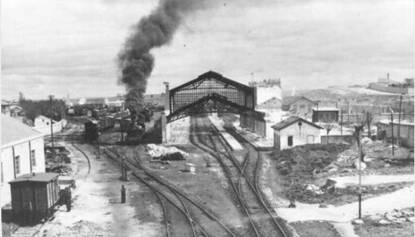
[291,221,341,237]
[354,218,414,237]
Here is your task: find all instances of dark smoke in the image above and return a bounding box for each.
[118,0,206,118]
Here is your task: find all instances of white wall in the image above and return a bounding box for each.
[34,117,67,135]
[0,137,45,207]
[256,86,282,105]
[274,122,321,150]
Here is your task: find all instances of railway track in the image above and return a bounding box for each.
[190,116,290,237]
[102,147,236,237]
[190,117,261,237]
[71,143,91,175]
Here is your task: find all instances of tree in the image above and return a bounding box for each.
[322,123,335,144]
[364,111,374,138]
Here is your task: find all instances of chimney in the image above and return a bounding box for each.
[387,73,390,82]
[164,82,170,112]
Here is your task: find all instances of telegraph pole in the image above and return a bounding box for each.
[49,95,55,152]
[354,125,364,219]
[397,93,403,146]
[390,113,394,156]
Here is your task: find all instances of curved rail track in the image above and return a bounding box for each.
[71,143,91,175]
[190,116,290,237]
[102,147,236,237]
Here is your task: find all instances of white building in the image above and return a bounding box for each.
[249,79,282,105]
[272,116,322,150]
[1,115,46,207]
[34,115,67,135]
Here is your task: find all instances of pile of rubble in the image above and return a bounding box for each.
[356,208,415,225]
[146,144,188,161]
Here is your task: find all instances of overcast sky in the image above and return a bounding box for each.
[1,0,414,100]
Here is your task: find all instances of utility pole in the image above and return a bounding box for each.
[340,111,343,136]
[390,113,394,157]
[49,95,55,152]
[397,93,403,146]
[354,125,364,219]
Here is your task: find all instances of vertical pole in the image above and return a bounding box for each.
[397,94,403,146]
[355,125,363,219]
[391,113,395,156]
[49,95,55,151]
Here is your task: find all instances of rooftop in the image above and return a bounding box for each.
[9,172,59,183]
[272,116,322,130]
[1,115,43,148]
[313,107,340,111]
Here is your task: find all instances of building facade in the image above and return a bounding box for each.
[272,116,322,150]
[376,121,414,148]
[312,108,340,123]
[282,96,317,119]
[1,115,46,207]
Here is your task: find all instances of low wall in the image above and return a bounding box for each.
[321,135,354,144]
[34,119,67,135]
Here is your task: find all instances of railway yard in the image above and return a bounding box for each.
[4,114,413,237]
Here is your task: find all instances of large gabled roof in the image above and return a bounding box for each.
[1,115,43,148]
[272,116,322,130]
[169,71,252,93]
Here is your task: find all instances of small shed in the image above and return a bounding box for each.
[9,172,59,223]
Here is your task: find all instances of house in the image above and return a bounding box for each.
[376,120,414,148]
[312,107,340,123]
[1,115,46,207]
[272,116,322,150]
[282,96,317,118]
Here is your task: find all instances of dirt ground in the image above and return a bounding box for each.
[114,144,246,232]
[291,221,342,237]
[9,142,164,237]
[354,218,414,237]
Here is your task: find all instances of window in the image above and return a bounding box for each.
[14,155,20,175]
[288,136,293,146]
[30,149,36,167]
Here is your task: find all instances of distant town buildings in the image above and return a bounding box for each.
[1,115,46,207]
[368,74,414,95]
[272,116,322,150]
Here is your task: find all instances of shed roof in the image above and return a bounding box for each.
[272,116,323,130]
[312,107,340,112]
[9,172,59,184]
[1,115,43,148]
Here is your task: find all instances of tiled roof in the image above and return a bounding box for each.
[272,116,322,130]
[1,115,43,148]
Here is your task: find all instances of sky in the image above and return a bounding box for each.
[1,0,414,100]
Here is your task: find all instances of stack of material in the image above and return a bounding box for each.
[146,144,188,161]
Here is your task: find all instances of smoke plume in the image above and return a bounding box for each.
[118,0,206,117]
